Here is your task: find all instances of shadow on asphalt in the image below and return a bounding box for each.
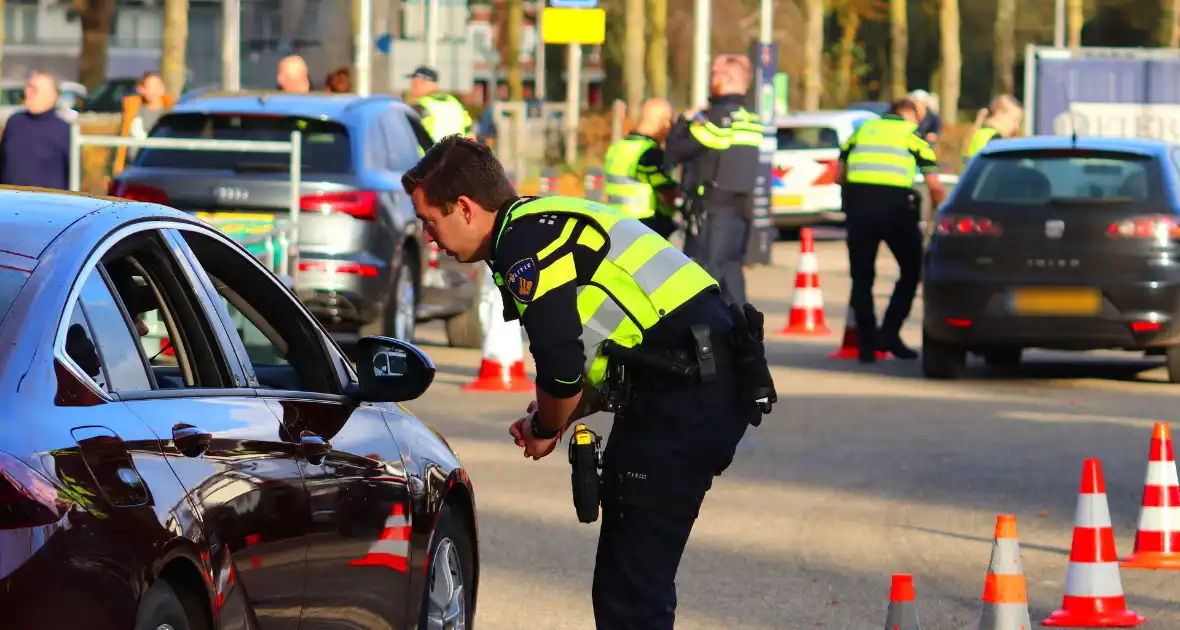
[900,525,1070,557]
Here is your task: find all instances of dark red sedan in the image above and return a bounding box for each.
[0,188,477,630]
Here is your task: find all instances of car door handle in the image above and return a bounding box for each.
[172,423,212,458]
[298,430,332,466]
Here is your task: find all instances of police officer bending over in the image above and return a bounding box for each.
[664,54,763,305]
[604,97,681,239]
[836,98,945,363]
[404,135,776,630]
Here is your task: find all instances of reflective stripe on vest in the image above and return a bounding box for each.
[688,106,764,150]
[844,118,919,188]
[419,93,472,140]
[963,126,999,163]
[493,197,719,386]
[603,136,657,219]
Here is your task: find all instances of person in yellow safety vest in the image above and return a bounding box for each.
[962,94,1024,169]
[835,97,945,364]
[603,97,681,239]
[664,54,764,306]
[407,65,474,145]
[403,135,775,630]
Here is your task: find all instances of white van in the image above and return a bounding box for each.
[771,109,877,230]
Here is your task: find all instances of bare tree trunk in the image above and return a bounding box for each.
[803,0,823,109]
[161,0,189,99]
[74,0,117,90]
[504,0,524,100]
[837,5,860,106]
[889,0,907,99]
[646,0,667,99]
[1170,0,1179,46]
[1067,0,1083,48]
[624,0,645,113]
[939,0,960,124]
[0,0,7,81]
[993,0,1015,94]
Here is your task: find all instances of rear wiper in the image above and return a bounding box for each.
[1047,196,1138,205]
[231,162,306,173]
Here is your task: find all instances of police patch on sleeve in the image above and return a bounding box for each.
[505,258,539,303]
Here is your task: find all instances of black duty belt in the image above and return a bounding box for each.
[601,325,734,386]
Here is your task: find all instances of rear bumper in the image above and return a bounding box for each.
[294,255,389,326]
[418,258,480,321]
[923,278,1180,350]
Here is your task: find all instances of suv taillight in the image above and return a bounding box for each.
[300,191,379,221]
[935,214,1002,237]
[1107,215,1180,239]
[0,450,69,530]
[109,182,169,205]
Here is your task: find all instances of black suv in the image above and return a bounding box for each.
[108,91,483,347]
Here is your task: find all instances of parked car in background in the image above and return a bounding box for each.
[107,91,484,348]
[76,76,139,113]
[0,78,86,123]
[923,136,1180,380]
[0,189,478,629]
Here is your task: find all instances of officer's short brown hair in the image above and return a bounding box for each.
[402,135,516,215]
[891,98,920,116]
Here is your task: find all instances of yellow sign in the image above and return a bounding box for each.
[542,8,607,45]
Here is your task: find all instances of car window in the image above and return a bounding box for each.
[77,269,153,392]
[392,111,431,171]
[367,114,394,172]
[63,302,108,392]
[0,87,23,106]
[777,125,841,150]
[136,113,353,174]
[180,230,341,395]
[0,267,29,328]
[966,152,1157,205]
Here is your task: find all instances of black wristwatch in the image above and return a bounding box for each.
[530,411,560,440]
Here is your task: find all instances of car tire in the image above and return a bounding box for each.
[361,256,418,342]
[418,503,476,630]
[134,578,210,630]
[983,348,1023,370]
[1165,345,1180,384]
[921,328,967,380]
[444,270,486,349]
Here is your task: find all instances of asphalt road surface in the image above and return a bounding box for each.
[408,235,1180,629]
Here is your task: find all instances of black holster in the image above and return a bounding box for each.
[568,424,603,524]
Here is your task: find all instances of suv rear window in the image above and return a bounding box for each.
[135,113,353,174]
[0,267,27,328]
[965,151,1157,205]
[776,126,841,150]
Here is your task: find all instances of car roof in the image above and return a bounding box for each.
[168,91,405,121]
[775,109,877,126]
[978,135,1172,157]
[0,188,185,259]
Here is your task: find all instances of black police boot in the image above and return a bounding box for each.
[878,335,919,360]
[857,330,877,364]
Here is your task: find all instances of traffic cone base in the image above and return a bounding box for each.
[462,359,533,392]
[1122,422,1180,570]
[1041,601,1144,627]
[463,266,534,392]
[777,227,832,336]
[828,306,891,360]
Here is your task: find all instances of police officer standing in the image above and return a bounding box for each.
[603,97,681,239]
[403,135,775,630]
[837,98,945,363]
[407,65,474,142]
[664,54,763,305]
[962,94,1023,169]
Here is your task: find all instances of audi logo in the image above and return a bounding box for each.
[213,186,249,203]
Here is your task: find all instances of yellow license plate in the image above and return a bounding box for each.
[774,194,803,207]
[1010,287,1102,316]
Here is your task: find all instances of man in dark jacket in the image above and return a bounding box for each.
[0,71,71,189]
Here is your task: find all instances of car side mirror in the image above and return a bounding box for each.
[355,336,435,402]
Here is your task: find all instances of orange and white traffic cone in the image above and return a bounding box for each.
[348,502,411,572]
[1042,458,1145,628]
[463,266,532,392]
[978,514,1032,630]
[776,227,831,335]
[828,303,890,360]
[1122,422,1180,569]
[883,574,922,629]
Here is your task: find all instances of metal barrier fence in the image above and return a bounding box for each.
[67,126,304,278]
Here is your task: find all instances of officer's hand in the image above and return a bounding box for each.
[683,106,705,120]
[509,415,559,461]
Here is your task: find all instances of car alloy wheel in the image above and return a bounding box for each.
[393,263,417,342]
[425,537,466,630]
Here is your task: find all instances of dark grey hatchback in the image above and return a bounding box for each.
[923,137,1180,380]
[107,91,484,348]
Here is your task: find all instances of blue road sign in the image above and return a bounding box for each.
[549,0,598,7]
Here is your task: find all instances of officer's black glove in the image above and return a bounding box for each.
[727,303,778,421]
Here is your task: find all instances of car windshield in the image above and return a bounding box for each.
[965,151,1157,205]
[777,125,841,150]
[0,87,22,106]
[134,113,353,174]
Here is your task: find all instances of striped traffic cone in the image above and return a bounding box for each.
[828,302,891,360]
[1122,422,1180,569]
[883,574,922,629]
[777,227,831,335]
[1042,459,1145,627]
[348,502,412,572]
[978,515,1032,630]
[463,265,533,392]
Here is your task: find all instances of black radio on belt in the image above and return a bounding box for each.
[568,424,603,524]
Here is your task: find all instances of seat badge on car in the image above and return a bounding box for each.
[214,186,249,204]
[1045,219,1065,239]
